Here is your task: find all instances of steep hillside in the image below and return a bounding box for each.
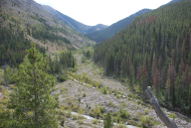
[94,0,191,115]
[0,0,94,66]
[167,0,183,4]
[87,9,151,42]
[43,5,107,34]
[159,0,183,7]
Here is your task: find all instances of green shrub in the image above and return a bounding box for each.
[118,109,130,119]
[104,113,113,128]
[3,66,17,85]
[92,119,100,124]
[140,116,155,128]
[82,93,86,97]
[113,124,126,128]
[112,109,130,123]
[57,73,68,82]
[127,119,140,126]
[168,113,177,120]
[89,106,105,119]
[101,87,109,94]
[108,102,116,107]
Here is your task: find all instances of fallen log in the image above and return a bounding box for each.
[145,86,178,128]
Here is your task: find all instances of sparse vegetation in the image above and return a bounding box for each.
[31,25,71,44]
[140,116,156,128]
[113,124,126,128]
[69,73,102,89]
[112,109,131,123]
[90,105,105,119]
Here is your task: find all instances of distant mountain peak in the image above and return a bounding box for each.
[1,0,94,51]
[86,8,151,42]
[43,5,107,34]
[95,24,108,27]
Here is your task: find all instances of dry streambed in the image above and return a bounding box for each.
[56,52,191,128]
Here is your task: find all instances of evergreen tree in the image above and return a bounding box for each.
[8,45,58,128]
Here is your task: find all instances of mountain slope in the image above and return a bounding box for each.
[159,0,183,7]
[0,0,95,48]
[94,0,191,115]
[168,0,183,4]
[87,9,151,42]
[43,5,108,34]
[0,0,94,66]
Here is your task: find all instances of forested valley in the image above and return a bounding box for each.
[0,0,191,128]
[94,0,191,116]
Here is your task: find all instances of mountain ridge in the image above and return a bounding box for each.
[0,0,94,49]
[86,0,185,43]
[43,5,108,34]
[0,0,95,66]
[86,9,152,42]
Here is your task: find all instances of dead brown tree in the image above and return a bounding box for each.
[145,86,178,128]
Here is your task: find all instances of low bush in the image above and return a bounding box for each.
[89,106,105,119]
[140,116,155,128]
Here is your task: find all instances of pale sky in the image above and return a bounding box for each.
[34,0,171,26]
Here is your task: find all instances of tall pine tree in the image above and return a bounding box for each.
[9,45,58,128]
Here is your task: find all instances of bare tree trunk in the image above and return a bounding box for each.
[145,86,178,128]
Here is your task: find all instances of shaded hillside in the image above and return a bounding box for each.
[0,0,94,66]
[94,0,191,115]
[43,5,107,34]
[87,9,151,42]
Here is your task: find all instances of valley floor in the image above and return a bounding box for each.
[56,50,191,128]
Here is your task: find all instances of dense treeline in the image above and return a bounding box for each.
[0,12,48,67]
[49,51,75,74]
[0,26,47,67]
[94,0,191,115]
[0,23,31,66]
[0,49,75,84]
